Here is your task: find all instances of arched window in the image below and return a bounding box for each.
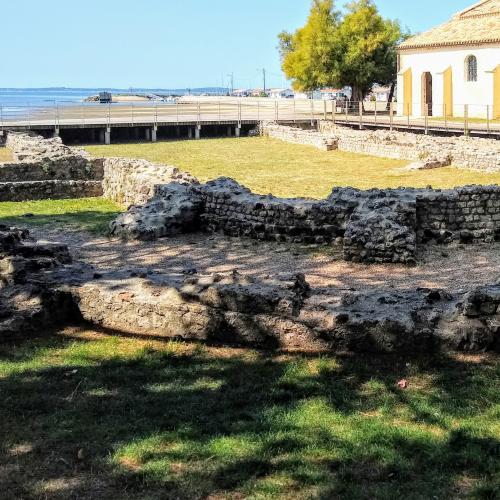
[466,55,478,82]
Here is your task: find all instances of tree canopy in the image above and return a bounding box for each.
[278,0,406,100]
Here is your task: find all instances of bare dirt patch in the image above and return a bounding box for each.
[30,228,500,293]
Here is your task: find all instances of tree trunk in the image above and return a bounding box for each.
[351,86,365,112]
[385,81,396,111]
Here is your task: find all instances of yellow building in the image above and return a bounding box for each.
[397,0,500,118]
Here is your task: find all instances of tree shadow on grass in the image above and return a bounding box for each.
[0,331,498,499]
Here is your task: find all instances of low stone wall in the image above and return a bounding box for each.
[0,160,102,183]
[4,132,101,181]
[0,132,197,204]
[261,123,336,151]
[200,178,349,244]
[101,157,197,207]
[417,186,500,243]
[2,226,498,353]
[113,178,500,264]
[0,180,103,202]
[74,269,500,354]
[262,123,500,171]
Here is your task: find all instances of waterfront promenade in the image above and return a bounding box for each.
[1,97,499,139]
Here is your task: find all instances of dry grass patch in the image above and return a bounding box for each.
[85,137,500,199]
[0,147,13,162]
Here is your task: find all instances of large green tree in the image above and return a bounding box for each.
[279,0,405,101]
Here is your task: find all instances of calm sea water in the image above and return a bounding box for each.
[0,87,226,107]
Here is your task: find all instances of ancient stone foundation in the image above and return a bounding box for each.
[113,178,500,265]
[0,133,195,203]
[1,227,498,353]
[0,226,77,336]
[263,123,500,171]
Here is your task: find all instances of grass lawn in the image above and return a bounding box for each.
[0,198,122,234]
[85,137,500,199]
[0,147,13,162]
[0,330,498,499]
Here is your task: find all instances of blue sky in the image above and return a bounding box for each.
[1,0,474,88]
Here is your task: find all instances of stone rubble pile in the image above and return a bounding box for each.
[0,226,78,337]
[110,183,203,239]
[341,189,418,264]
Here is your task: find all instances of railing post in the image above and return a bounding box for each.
[108,102,111,127]
[131,102,134,125]
[154,103,158,126]
[486,105,490,135]
[389,102,393,131]
[332,100,336,125]
[310,98,314,125]
[424,103,429,135]
[407,103,410,128]
[197,100,201,125]
[176,101,179,123]
[219,99,221,123]
[444,103,448,130]
[323,99,327,120]
[0,105,3,133]
[358,101,363,129]
[464,104,469,137]
[293,99,296,123]
[374,101,377,124]
[345,101,348,122]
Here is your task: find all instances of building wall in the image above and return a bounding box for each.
[397,44,500,118]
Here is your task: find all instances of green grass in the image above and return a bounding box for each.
[1,331,498,499]
[0,197,122,234]
[0,147,13,162]
[85,137,500,199]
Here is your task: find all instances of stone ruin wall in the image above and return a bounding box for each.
[101,157,197,207]
[1,133,499,352]
[112,177,500,265]
[3,132,102,181]
[1,131,500,264]
[263,122,500,171]
[0,132,194,204]
[0,133,103,201]
[1,225,499,353]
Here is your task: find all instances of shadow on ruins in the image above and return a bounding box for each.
[0,129,499,497]
[0,131,499,355]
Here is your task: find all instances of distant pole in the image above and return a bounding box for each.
[262,68,266,93]
[227,73,234,94]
